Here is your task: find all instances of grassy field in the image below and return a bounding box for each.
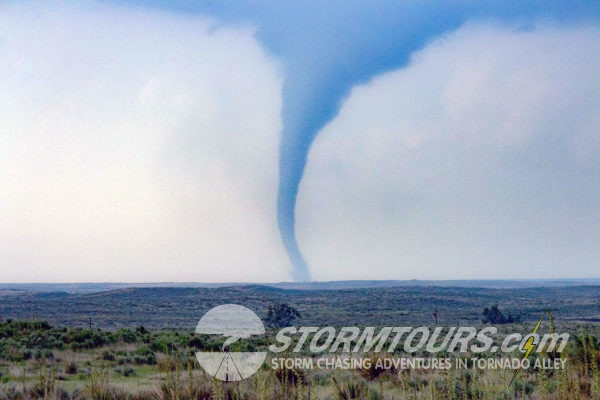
[1,283,599,399]
[1,284,600,329]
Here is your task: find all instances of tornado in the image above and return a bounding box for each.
[144,0,600,281]
[260,1,598,282]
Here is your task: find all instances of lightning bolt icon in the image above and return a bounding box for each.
[509,314,544,386]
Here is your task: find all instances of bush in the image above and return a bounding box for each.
[43,349,54,360]
[0,386,23,400]
[482,305,521,324]
[117,356,130,365]
[358,356,390,380]
[54,387,70,400]
[150,336,177,353]
[135,326,148,335]
[65,361,78,374]
[158,357,177,372]
[513,380,535,396]
[265,303,301,329]
[133,346,156,365]
[188,335,204,348]
[22,349,32,360]
[117,329,137,344]
[275,365,305,386]
[133,354,156,365]
[333,376,367,400]
[101,350,115,361]
[135,346,153,357]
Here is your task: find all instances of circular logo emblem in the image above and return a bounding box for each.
[195,304,266,381]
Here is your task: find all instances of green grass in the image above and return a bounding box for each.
[0,319,599,399]
[1,284,600,398]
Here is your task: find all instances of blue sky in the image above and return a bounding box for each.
[0,1,598,281]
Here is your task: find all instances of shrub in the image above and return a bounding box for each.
[333,376,367,400]
[117,356,130,365]
[188,335,204,348]
[135,326,148,335]
[275,365,305,386]
[117,329,137,344]
[150,336,177,353]
[54,387,70,400]
[133,346,156,365]
[77,369,129,400]
[22,349,32,360]
[65,361,77,374]
[101,350,115,361]
[359,356,390,381]
[513,379,535,396]
[265,303,301,329]
[482,305,521,324]
[158,357,177,373]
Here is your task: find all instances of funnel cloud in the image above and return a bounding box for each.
[160,0,600,281]
[1,1,599,282]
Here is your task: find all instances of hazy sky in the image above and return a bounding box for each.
[0,1,598,282]
[298,24,600,280]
